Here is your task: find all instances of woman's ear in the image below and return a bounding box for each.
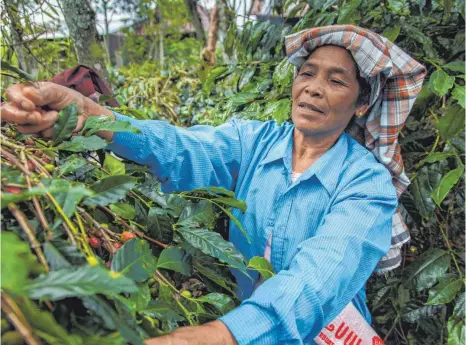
[355,104,369,117]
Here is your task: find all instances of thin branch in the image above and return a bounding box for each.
[1,293,43,345]
[100,205,168,248]
[8,203,50,271]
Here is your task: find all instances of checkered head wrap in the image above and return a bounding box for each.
[285,25,427,272]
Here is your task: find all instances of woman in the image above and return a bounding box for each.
[1,25,426,345]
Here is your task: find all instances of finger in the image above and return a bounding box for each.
[1,103,42,125]
[5,83,37,110]
[22,81,55,107]
[41,126,54,138]
[17,110,58,134]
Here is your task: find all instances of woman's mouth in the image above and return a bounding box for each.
[298,102,324,114]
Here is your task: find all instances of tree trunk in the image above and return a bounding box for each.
[102,0,112,64]
[58,0,109,82]
[183,0,206,43]
[4,0,29,72]
[201,3,219,65]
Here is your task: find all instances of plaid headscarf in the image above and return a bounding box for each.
[285,25,427,272]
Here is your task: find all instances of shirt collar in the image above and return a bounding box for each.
[259,127,349,196]
[301,132,348,195]
[258,126,294,167]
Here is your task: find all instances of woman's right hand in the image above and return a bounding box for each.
[1,81,113,138]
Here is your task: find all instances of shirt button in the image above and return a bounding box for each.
[267,220,274,226]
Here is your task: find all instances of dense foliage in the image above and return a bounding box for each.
[1,100,274,344]
[1,0,465,344]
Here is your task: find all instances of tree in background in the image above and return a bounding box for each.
[58,0,108,81]
[3,0,29,71]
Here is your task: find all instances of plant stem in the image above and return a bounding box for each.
[8,203,50,271]
[1,293,43,345]
[438,222,463,279]
[100,205,168,248]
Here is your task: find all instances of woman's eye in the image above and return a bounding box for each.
[331,79,345,86]
[301,72,314,77]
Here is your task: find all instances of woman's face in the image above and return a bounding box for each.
[291,45,367,137]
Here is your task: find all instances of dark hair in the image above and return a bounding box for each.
[356,72,371,106]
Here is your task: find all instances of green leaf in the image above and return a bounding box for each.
[262,99,291,124]
[383,25,401,42]
[178,227,248,276]
[194,263,237,295]
[196,293,235,314]
[83,334,125,345]
[273,58,294,91]
[126,284,151,310]
[419,152,455,165]
[411,165,442,218]
[219,206,251,243]
[27,265,138,300]
[372,285,392,309]
[46,239,87,267]
[56,135,108,152]
[453,293,465,319]
[42,179,93,218]
[83,176,137,207]
[157,247,191,275]
[177,200,215,228]
[110,202,136,219]
[238,67,256,91]
[104,153,125,175]
[437,105,465,141]
[43,241,72,271]
[402,248,449,290]
[447,317,465,345]
[337,0,362,24]
[431,168,464,207]
[58,155,88,175]
[82,296,145,345]
[0,60,34,81]
[426,278,464,305]
[452,85,465,108]
[387,0,410,14]
[111,238,157,282]
[429,69,455,97]
[1,232,40,293]
[17,298,82,345]
[81,115,140,137]
[138,301,185,322]
[247,256,275,281]
[1,186,50,207]
[403,305,442,323]
[53,102,79,144]
[443,61,465,73]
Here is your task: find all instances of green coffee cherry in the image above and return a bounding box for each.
[180,290,192,298]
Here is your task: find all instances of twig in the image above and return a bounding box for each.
[79,211,118,254]
[0,147,31,176]
[8,203,50,271]
[1,293,43,345]
[100,205,168,248]
[24,157,52,239]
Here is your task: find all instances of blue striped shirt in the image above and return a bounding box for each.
[107,114,397,345]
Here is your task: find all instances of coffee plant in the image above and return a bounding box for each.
[0,96,273,344]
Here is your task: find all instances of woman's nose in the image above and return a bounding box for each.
[304,81,324,97]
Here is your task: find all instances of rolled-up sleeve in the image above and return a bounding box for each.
[219,167,397,345]
[106,113,242,193]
